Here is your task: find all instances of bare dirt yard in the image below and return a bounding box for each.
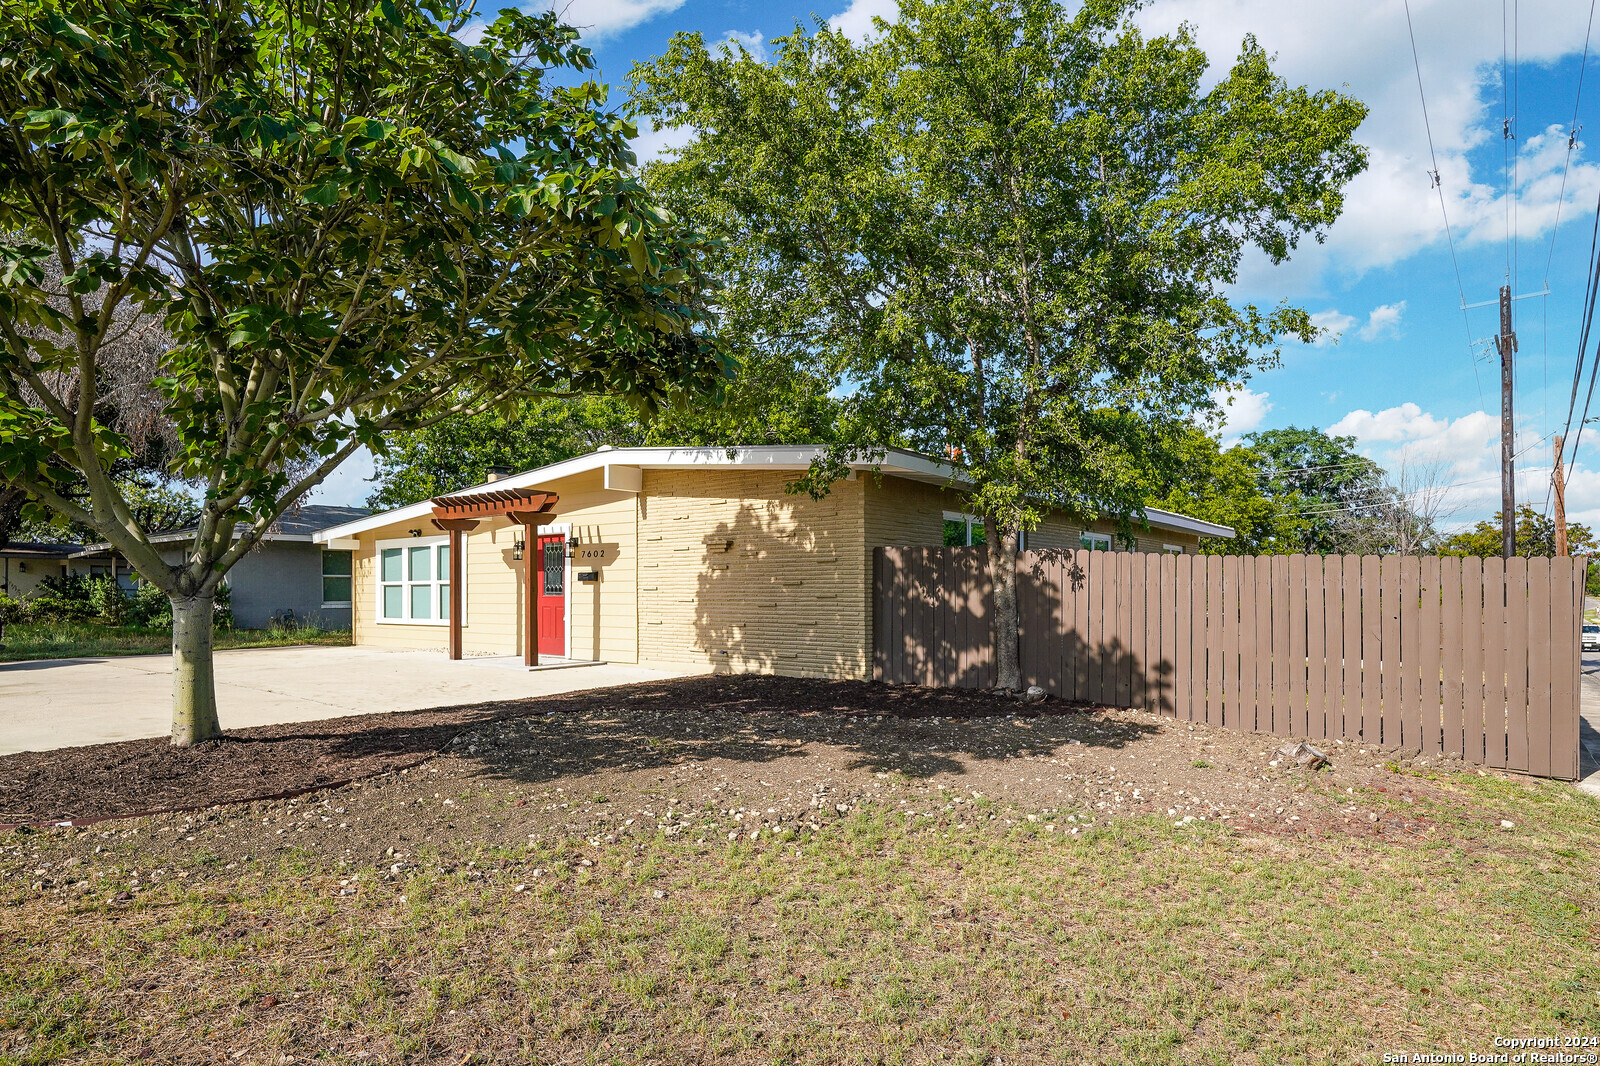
[1,675,1596,1065]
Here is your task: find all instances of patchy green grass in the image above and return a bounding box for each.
[0,622,350,662]
[1,768,1595,1064]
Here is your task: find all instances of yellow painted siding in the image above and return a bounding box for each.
[636,469,870,679]
[349,468,641,662]
[347,463,1205,671]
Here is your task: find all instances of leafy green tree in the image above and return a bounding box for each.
[631,0,1367,689]
[366,356,842,508]
[1146,430,1283,554]
[1440,506,1599,559]
[368,396,640,509]
[1242,426,1387,554]
[0,0,723,743]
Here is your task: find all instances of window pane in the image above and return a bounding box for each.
[438,543,450,576]
[439,584,450,621]
[969,523,986,545]
[408,545,432,581]
[542,539,565,596]
[322,550,352,577]
[410,583,432,619]
[382,585,403,618]
[942,519,966,546]
[380,548,402,582]
[323,576,351,604]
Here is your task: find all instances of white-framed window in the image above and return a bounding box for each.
[1162,543,1185,555]
[1079,531,1112,552]
[942,511,989,547]
[321,550,353,607]
[376,537,452,625]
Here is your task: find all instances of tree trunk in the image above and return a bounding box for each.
[988,519,1022,692]
[170,592,221,746]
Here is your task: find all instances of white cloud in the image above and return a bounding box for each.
[1358,301,1406,341]
[1326,402,1579,529]
[827,0,899,42]
[1138,0,1600,288]
[460,0,688,44]
[631,117,696,165]
[716,29,767,62]
[557,0,688,40]
[1306,308,1356,346]
[1297,302,1406,346]
[1212,386,1272,445]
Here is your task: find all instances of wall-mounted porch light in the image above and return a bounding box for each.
[512,537,525,560]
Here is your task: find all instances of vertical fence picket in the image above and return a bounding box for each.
[1307,555,1327,739]
[1129,552,1147,709]
[1205,556,1222,725]
[1525,557,1552,779]
[1504,557,1529,773]
[1482,557,1505,768]
[1419,556,1442,755]
[1174,555,1192,719]
[1339,556,1359,742]
[1252,556,1271,734]
[1224,557,1242,731]
[1381,557,1402,747]
[1552,559,1582,779]
[1440,556,1464,757]
[1128,553,1142,708]
[1462,557,1485,763]
[1288,555,1307,736]
[1360,557,1380,747]
[1068,550,1081,701]
[1399,555,1419,750]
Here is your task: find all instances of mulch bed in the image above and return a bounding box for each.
[0,676,1030,825]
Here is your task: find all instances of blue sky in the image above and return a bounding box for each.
[310,0,1600,533]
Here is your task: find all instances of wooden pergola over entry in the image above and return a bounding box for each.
[430,487,559,664]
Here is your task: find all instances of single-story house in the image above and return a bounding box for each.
[311,446,1232,678]
[79,504,370,629]
[0,542,76,600]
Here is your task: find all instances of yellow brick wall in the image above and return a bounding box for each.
[636,469,870,679]
[859,475,1202,555]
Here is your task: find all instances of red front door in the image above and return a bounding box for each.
[536,533,566,657]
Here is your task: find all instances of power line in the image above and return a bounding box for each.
[1403,0,1486,406]
[1542,0,1596,286]
[1553,2,1600,511]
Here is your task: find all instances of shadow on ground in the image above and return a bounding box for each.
[0,675,1156,823]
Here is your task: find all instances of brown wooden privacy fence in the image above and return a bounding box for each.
[871,547,1587,780]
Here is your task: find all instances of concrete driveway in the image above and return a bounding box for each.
[0,647,700,755]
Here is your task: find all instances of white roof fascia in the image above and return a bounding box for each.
[310,445,1233,541]
[74,531,312,555]
[1139,508,1235,540]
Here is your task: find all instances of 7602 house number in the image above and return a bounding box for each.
[577,548,608,560]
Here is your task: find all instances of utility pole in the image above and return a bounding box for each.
[1554,434,1568,557]
[1496,284,1517,559]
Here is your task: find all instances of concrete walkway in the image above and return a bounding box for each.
[0,646,701,755]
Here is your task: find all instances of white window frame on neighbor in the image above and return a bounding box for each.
[375,536,463,626]
[1163,543,1185,555]
[320,549,353,609]
[1079,531,1112,552]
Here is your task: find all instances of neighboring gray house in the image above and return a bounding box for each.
[77,505,369,630]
